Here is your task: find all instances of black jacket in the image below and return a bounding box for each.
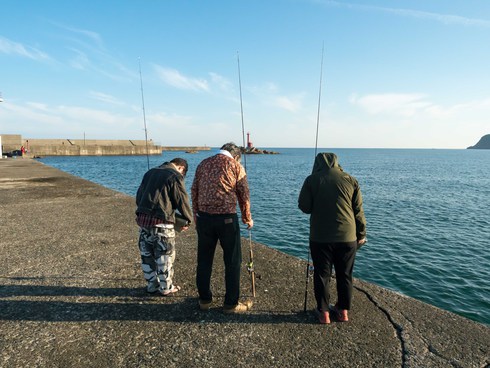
[136,162,193,224]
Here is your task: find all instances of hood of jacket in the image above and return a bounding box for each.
[312,152,341,174]
[158,161,178,173]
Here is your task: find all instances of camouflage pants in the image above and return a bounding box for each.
[138,224,176,292]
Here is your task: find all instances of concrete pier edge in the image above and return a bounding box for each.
[0,158,488,368]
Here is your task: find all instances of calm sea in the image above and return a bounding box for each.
[40,148,490,325]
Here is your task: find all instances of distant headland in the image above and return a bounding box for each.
[467,134,490,149]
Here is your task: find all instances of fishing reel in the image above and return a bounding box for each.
[246,261,261,280]
[308,264,315,277]
[247,260,254,273]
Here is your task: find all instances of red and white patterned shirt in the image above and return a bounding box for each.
[191,151,252,223]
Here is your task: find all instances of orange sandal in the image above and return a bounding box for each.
[330,304,349,322]
[315,309,331,324]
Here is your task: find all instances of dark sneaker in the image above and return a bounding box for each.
[315,308,331,324]
[223,300,253,314]
[199,299,212,311]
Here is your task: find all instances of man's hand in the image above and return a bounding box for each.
[357,238,367,246]
[244,219,254,229]
[181,225,189,232]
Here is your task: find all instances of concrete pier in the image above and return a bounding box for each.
[0,159,488,368]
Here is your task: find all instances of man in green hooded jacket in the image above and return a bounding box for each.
[298,152,367,324]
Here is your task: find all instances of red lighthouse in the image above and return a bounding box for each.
[247,132,253,149]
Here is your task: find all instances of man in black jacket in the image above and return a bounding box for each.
[135,158,193,296]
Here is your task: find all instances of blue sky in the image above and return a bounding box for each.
[1,0,489,148]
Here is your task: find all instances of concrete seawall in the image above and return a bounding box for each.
[26,144,163,156]
[23,144,210,156]
[0,159,488,368]
[0,134,211,156]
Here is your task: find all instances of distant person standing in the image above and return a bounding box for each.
[192,142,254,313]
[135,158,193,296]
[298,152,367,324]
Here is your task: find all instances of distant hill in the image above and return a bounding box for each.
[467,134,490,149]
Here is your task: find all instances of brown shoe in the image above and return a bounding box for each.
[199,299,212,311]
[223,300,253,314]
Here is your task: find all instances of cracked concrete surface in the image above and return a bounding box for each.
[0,158,488,368]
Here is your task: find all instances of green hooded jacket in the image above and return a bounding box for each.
[298,152,366,243]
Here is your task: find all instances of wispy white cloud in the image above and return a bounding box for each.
[153,65,209,92]
[56,105,128,126]
[50,21,105,50]
[0,36,51,61]
[147,111,194,128]
[264,82,279,93]
[0,100,136,137]
[142,111,239,146]
[65,46,133,82]
[426,97,490,119]
[273,95,304,112]
[313,0,490,28]
[384,8,490,27]
[48,22,136,81]
[248,83,305,112]
[90,91,124,106]
[68,48,91,70]
[209,72,233,91]
[349,93,433,117]
[349,92,490,133]
[25,102,51,112]
[65,27,105,50]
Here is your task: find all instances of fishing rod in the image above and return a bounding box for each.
[139,58,150,170]
[303,43,325,313]
[237,51,256,297]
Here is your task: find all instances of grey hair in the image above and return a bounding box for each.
[220,142,242,160]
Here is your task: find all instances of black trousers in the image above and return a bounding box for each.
[196,213,242,306]
[310,240,357,312]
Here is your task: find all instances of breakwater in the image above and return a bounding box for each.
[0,134,210,157]
[0,159,488,368]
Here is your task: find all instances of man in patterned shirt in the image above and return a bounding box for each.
[191,142,254,313]
[135,158,193,296]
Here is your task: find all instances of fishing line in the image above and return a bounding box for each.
[237,51,256,297]
[139,58,150,170]
[237,52,248,170]
[314,43,324,158]
[304,43,325,312]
